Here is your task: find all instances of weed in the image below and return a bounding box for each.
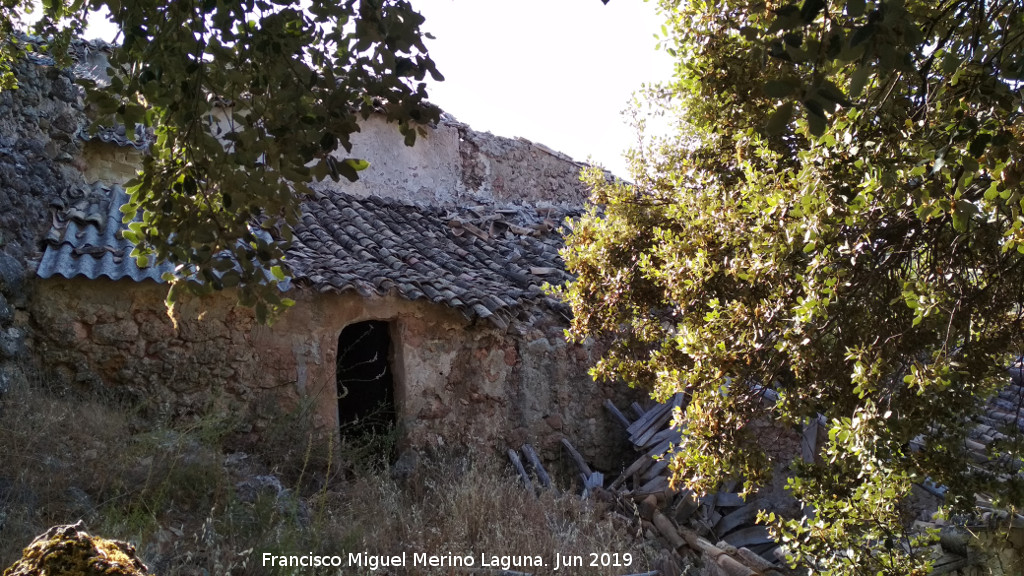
[1,370,661,575]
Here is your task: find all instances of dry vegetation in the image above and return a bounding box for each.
[0,366,665,575]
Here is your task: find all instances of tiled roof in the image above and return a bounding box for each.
[966,369,1024,470]
[37,184,576,329]
[289,191,574,329]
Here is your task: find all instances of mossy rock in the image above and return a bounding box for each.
[3,521,152,576]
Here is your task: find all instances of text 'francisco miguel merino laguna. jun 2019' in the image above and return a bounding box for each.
[262,550,638,572]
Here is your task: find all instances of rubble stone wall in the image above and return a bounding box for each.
[81,115,598,209]
[6,53,632,469]
[29,278,631,467]
[0,58,89,400]
[313,114,598,208]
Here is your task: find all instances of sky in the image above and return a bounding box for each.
[414,1,675,177]
[81,1,676,178]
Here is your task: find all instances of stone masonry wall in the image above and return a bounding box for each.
[311,114,600,208]
[29,278,632,468]
[6,50,632,470]
[0,57,90,401]
[81,114,599,209]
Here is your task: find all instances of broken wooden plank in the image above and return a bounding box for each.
[507,448,534,494]
[610,440,676,490]
[632,393,687,447]
[627,402,671,439]
[714,501,763,538]
[627,394,684,439]
[640,457,671,483]
[520,443,553,490]
[604,399,632,430]
[635,474,670,497]
[929,553,972,575]
[677,525,757,576]
[673,490,699,524]
[560,438,594,479]
[610,455,656,491]
[582,471,604,499]
[652,511,686,550]
[711,553,758,576]
[630,402,646,420]
[638,426,682,452]
[709,492,746,509]
[801,417,821,463]
[721,525,774,549]
[645,435,681,462]
[736,547,778,572]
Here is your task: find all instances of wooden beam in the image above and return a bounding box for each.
[520,443,553,490]
[604,399,633,429]
[507,448,534,495]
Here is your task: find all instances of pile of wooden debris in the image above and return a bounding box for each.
[509,393,789,576]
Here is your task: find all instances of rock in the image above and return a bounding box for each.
[390,448,420,485]
[50,74,79,104]
[0,363,26,396]
[0,293,11,327]
[234,473,310,525]
[51,111,79,134]
[2,520,152,576]
[65,486,94,514]
[0,251,25,296]
[235,474,286,504]
[0,327,25,360]
[544,413,564,430]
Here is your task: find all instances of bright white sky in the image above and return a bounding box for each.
[82,0,675,177]
[415,0,674,177]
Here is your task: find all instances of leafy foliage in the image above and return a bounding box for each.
[2,0,441,322]
[564,0,1024,573]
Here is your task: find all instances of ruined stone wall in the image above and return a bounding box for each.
[0,57,90,399]
[29,278,631,467]
[312,114,599,208]
[7,52,631,469]
[0,59,85,262]
[80,114,598,209]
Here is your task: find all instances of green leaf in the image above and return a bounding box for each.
[804,103,827,137]
[817,80,850,105]
[764,78,800,98]
[344,158,370,171]
[848,65,870,98]
[766,101,795,135]
[847,0,865,17]
[969,134,990,158]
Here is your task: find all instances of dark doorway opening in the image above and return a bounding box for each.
[336,321,396,436]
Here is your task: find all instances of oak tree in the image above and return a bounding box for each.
[565,0,1024,573]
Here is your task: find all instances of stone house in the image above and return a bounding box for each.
[1,43,630,467]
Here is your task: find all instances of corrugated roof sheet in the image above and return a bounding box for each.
[37,184,575,329]
[77,124,151,150]
[37,183,172,282]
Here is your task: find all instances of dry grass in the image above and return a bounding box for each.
[0,369,663,575]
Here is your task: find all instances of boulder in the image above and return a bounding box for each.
[2,521,152,576]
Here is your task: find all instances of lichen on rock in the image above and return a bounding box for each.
[3,521,152,576]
